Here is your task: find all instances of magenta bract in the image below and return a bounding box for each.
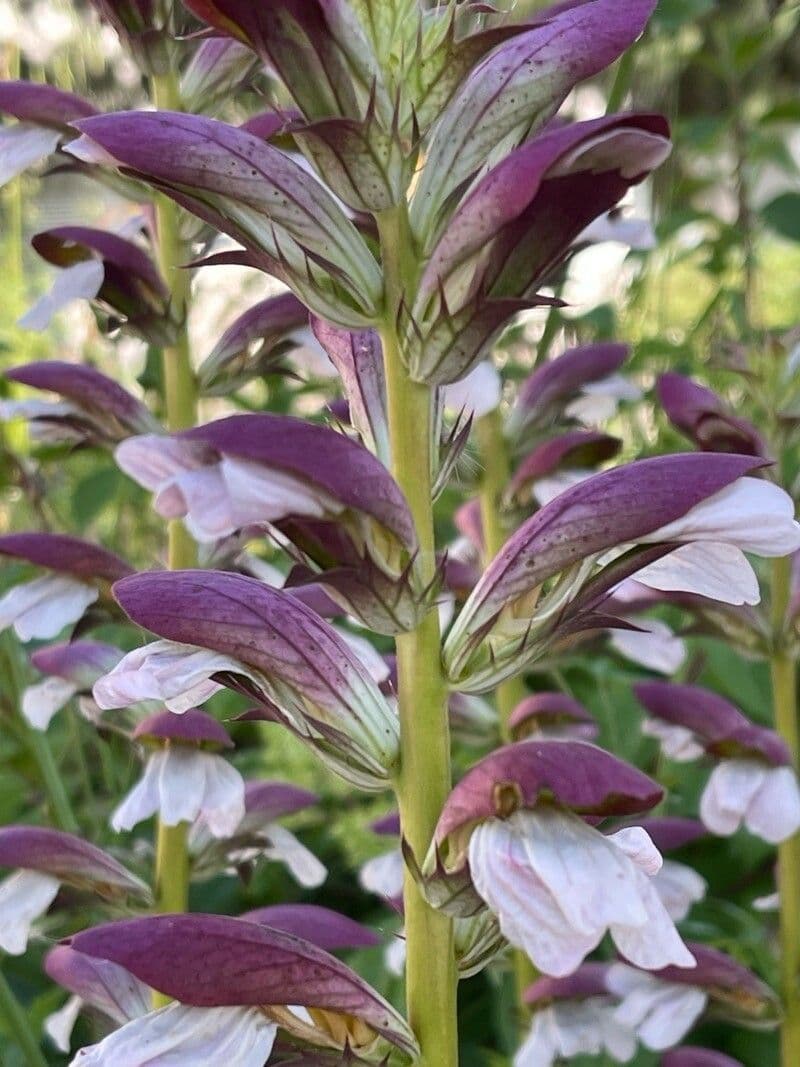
[0,532,133,582]
[133,708,234,749]
[0,80,97,129]
[241,904,381,950]
[658,372,769,458]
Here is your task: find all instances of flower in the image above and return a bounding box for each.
[23,640,122,730]
[442,362,502,419]
[609,616,687,675]
[508,692,599,742]
[517,964,637,1066]
[444,454,800,692]
[0,533,132,642]
[0,826,148,954]
[68,913,419,1060]
[241,904,380,952]
[0,80,96,187]
[103,570,399,790]
[658,373,768,458]
[111,710,245,839]
[634,819,707,922]
[635,681,800,843]
[426,739,693,976]
[189,780,326,889]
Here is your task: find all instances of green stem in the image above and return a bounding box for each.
[474,412,537,1019]
[377,206,458,1067]
[771,555,800,1067]
[1,634,78,833]
[149,69,197,938]
[0,967,48,1067]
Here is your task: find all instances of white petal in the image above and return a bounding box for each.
[261,823,327,888]
[468,814,607,976]
[745,765,800,844]
[197,753,246,839]
[578,212,656,250]
[634,542,761,606]
[359,848,405,900]
[753,891,780,912]
[607,827,663,875]
[608,866,696,970]
[513,1010,559,1067]
[93,640,231,711]
[70,1004,277,1066]
[288,325,337,379]
[111,755,162,832]
[222,456,334,529]
[0,123,61,186]
[647,478,800,557]
[19,259,105,332]
[652,860,707,921]
[442,361,502,418]
[700,759,767,836]
[532,469,593,507]
[115,435,210,493]
[0,870,60,954]
[565,374,641,425]
[384,936,407,977]
[45,995,83,1053]
[158,748,208,827]
[22,677,77,730]
[615,980,707,1050]
[641,718,705,763]
[0,575,98,642]
[609,617,687,674]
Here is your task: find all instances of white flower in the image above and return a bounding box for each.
[652,860,707,922]
[45,995,83,1053]
[753,891,779,912]
[0,398,86,444]
[641,718,705,763]
[258,822,327,888]
[0,574,98,642]
[577,211,656,250]
[359,848,404,901]
[115,435,339,543]
[442,361,502,419]
[0,124,60,187]
[609,617,687,675]
[514,997,637,1066]
[93,640,233,712]
[607,964,707,1051]
[70,1003,277,1066]
[385,936,407,977]
[531,469,593,507]
[700,760,800,844]
[112,747,246,839]
[22,676,79,730]
[18,259,105,332]
[564,374,641,425]
[0,869,60,954]
[468,809,695,978]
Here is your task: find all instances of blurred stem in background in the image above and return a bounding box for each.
[149,68,196,966]
[378,204,458,1067]
[475,408,537,1026]
[770,554,800,1067]
[0,967,48,1067]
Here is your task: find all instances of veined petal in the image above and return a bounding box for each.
[115,435,211,492]
[69,1003,277,1066]
[157,748,209,828]
[652,860,707,922]
[607,827,663,876]
[633,542,760,605]
[608,868,695,971]
[262,823,326,888]
[157,467,232,542]
[45,945,151,1025]
[92,641,230,711]
[0,869,60,954]
[647,478,800,556]
[610,967,707,1051]
[111,756,162,832]
[22,677,78,730]
[222,456,335,528]
[198,754,246,839]
[0,574,98,642]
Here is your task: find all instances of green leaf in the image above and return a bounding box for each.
[763,193,800,243]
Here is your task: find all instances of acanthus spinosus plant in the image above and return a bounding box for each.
[2,0,800,1065]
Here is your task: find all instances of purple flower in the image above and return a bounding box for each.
[506,429,621,508]
[0,533,132,642]
[508,692,599,742]
[423,739,693,975]
[0,826,148,955]
[68,111,382,326]
[444,454,800,691]
[19,228,171,343]
[111,710,245,839]
[3,359,159,445]
[23,640,122,730]
[635,681,800,843]
[197,292,309,394]
[68,913,419,1060]
[100,570,399,790]
[241,904,380,951]
[0,81,96,186]
[658,372,769,458]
